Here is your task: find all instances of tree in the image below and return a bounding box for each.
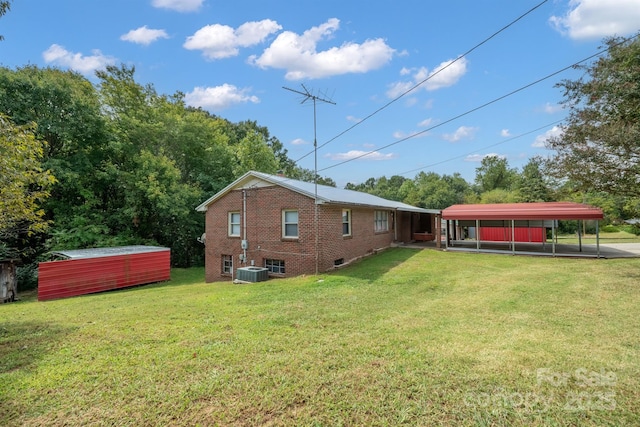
[547,35,640,198]
[289,167,336,187]
[233,131,279,176]
[515,156,552,202]
[0,1,10,41]
[474,155,517,193]
[398,172,471,209]
[0,115,55,239]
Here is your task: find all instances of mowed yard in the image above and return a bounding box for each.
[1,249,639,426]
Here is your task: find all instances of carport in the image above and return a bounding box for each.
[441,202,604,257]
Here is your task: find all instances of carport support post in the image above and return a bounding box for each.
[578,220,583,252]
[552,220,556,256]
[445,219,450,249]
[596,221,600,258]
[511,219,515,255]
[476,219,480,252]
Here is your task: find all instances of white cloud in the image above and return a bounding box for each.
[250,18,395,80]
[418,118,434,127]
[532,126,563,148]
[152,0,203,12]
[542,102,564,114]
[346,115,362,123]
[184,84,259,111]
[465,153,506,162]
[392,131,407,139]
[386,57,468,98]
[42,44,116,75]
[120,26,169,45]
[291,138,308,146]
[442,125,478,142]
[392,130,430,139]
[325,150,397,161]
[550,0,640,40]
[184,19,282,60]
[501,129,512,137]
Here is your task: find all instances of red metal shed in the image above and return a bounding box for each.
[38,246,170,301]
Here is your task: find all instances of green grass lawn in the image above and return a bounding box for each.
[556,230,640,244]
[1,249,639,426]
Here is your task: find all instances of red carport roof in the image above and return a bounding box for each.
[441,202,603,221]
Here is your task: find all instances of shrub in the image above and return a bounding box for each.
[17,263,38,291]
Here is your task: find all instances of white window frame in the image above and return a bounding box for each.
[342,209,352,237]
[265,259,285,274]
[374,210,389,232]
[282,210,299,238]
[222,254,233,274]
[228,212,241,237]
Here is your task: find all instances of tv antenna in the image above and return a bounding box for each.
[283,84,335,275]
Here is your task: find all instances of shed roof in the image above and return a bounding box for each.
[196,171,439,214]
[441,202,603,221]
[51,245,169,260]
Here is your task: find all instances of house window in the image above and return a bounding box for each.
[342,209,351,236]
[265,259,285,274]
[222,255,233,274]
[228,212,240,237]
[282,210,298,238]
[374,210,389,232]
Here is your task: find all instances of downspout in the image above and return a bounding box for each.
[242,189,247,264]
[394,209,398,242]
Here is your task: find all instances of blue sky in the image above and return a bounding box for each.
[2,0,639,187]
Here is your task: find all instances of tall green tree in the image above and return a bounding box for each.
[0,65,110,232]
[547,35,640,197]
[474,155,517,194]
[399,172,471,209]
[0,115,55,240]
[515,156,552,202]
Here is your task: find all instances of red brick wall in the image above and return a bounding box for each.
[203,185,397,282]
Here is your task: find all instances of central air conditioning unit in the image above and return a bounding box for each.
[236,267,269,282]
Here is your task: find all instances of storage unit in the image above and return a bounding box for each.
[236,266,269,282]
[478,227,545,243]
[38,246,170,301]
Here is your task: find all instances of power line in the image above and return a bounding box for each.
[318,35,636,174]
[292,0,550,164]
[397,119,564,177]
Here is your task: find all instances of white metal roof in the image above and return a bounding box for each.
[196,171,439,214]
[51,245,169,260]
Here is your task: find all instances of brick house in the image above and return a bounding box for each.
[196,171,440,282]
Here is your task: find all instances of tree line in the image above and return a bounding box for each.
[0,64,324,284]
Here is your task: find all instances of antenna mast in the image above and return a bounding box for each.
[283,84,335,275]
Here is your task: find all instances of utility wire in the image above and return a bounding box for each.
[318,34,637,173]
[397,119,564,177]
[293,0,550,164]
